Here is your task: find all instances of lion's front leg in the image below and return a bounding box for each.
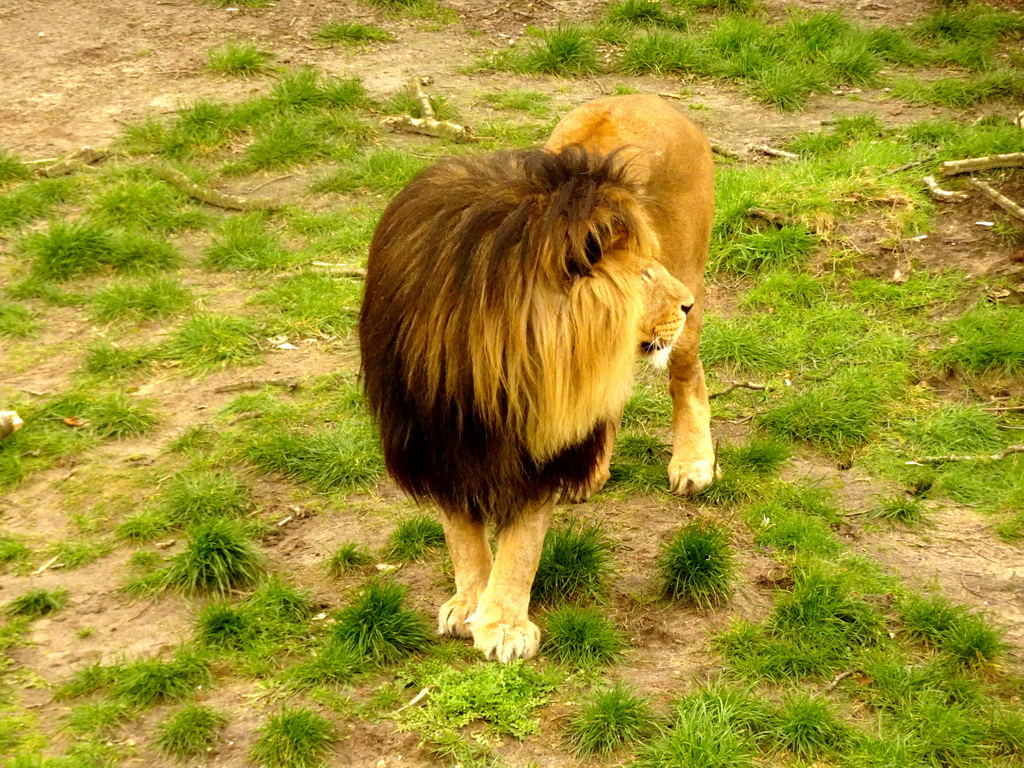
[438,513,492,639]
[668,318,718,495]
[468,496,554,662]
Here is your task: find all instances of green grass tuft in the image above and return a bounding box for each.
[204,213,297,272]
[113,650,212,707]
[772,691,847,759]
[0,302,39,338]
[0,536,31,569]
[0,149,31,183]
[384,515,445,562]
[163,313,263,371]
[332,580,431,665]
[82,341,156,379]
[254,271,362,337]
[158,518,266,596]
[607,0,689,29]
[326,542,374,575]
[67,699,132,735]
[900,594,1004,668]
[712,225,819,274]
[90,276,193,323]
[159,470,254,527]
[5,588,68,618]
[565,681,656,757]
[314,149,429,194]
[89,178,204,232]
[532,522,612,604]
[541,606,625,666]
[284,639,364,688]
[934,303,1024,375]
[157,704,227,757]
[206,41,273,76]
[250,707,336,768]
[317,21,395,45]
[658,520,734,607]
[868,495,927,526]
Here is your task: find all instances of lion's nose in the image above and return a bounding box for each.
[681,302,693,315]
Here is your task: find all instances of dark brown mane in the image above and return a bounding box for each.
[359,146,653,528]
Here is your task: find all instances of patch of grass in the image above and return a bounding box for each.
[82,341,156,379]
[250,707,336,768]
[480,24,600,76]
[532,522,612,604]
[0,302,39,338]
[196,603,254,651]
[90,276,193,324]
[895,68,1024,108]
[0,535,31,569]
[934,303,1024,375]
[658,520,734,607]
[607,0,689,29]
[206,41,273,76]
[620,29,707,75]
[40,390,158,439]
[254,271,362,337]
[47,540,111,569]
[284,639,364,688]
[157,518,266,596]
[326,542,374,575]
[196,578,314,656]
[124,99,249,159]
[117,511,172,543]
[481,89,552,117]
[156,704,227,758]
[241,420,384,493]
[565,681,656,757]
[747,491,842,556]
[541,606,625,666]
[204,213,297,272]
[5,588,68,618]
[163,313,263,371]
[0,149,30,183]
[397,661,555,759]
[868,495,927,526]
[741,271,825,309]
[636,702,756,768]
[317,21,395,45]
[314,149,429,194]
[17,219,111,281]
[0,177,79,231]
[332,580,431,665]
[89,178,204,232]
[712,225,819,275]
[67,700,132,735]
[900,594,1004,668]
[771,691,847,759]
[269,68,368,111]
[758,368,899,457]
[383,515,445,562]
[621,384,672,429]
[158,470,253,527]
[607,432,670,494]
[113,650,212,707]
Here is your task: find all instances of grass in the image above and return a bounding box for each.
[162,313,263,370]
[0,149,30,182]
[67,700,132,735]
[195,579,314,657]
[900,594,1005,668]
[481,89,552,117]
[254,271,362,337]
[157,470,254,527]
[112,650,212,707]
[565,682,656,757]
[772,692,847,759]
[5,588,67,618]
[934,303,1024,375]
[88,178,204,232]
[241,421,384,493]
[607,0,689,29]
[156,704,227,758]
[531,522,612,604]
[203,213,297,271]
[868,495,927,525]
[206,41,273,76]
[0,536,31,569]
[541,606,625,666]
[383,515,445,561]
[314,149,429,194]
[317,21,395,45]
[150,518,266,596]
[332,581,431,665]
[250,707,335,768]
[476,24,600,76]
[82,341,155,379]
[0,302,39,337]
[326,542,374,575]
[658,520,734,608]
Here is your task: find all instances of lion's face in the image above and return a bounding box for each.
[638,263,694,369]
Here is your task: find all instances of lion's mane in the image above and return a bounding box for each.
[359,147,658,528]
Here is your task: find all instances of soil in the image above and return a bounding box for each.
[2,1,1023,767]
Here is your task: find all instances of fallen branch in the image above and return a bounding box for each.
[967,178,1024,223]
[310,262,367,278]
[0,411,23,440]
[711,144,741,160]
[394,686,434,713]
[940,152,1024,176]
[751,144,798,160]
[745,207,806,229]
[382,77,476,143]
[984,404,1024,412]
[27,146,109,177]
[152,166,282,211]
[923,175,968,202]
[818,669,858,695]
[214,378,300,394]
[709,381,768,399]
[906,445,1024,466]
[34,555,60,576]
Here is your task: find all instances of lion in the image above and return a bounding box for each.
[359,95,715,662]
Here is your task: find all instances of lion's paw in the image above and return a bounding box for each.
[437,595,477,639]
[668,458,719,496]
[469,617,541,663]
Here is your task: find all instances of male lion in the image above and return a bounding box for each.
[359,95,715,662]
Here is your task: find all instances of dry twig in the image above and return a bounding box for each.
[214,378,300,394]
[751,144,798,160]
[382,78,476,143]
[818,669,858,695]
[905,445,1024,466]
[923,175,968,202]
[0,411,23,440]
[940,152,1024,176]
[152,166,282,211]
[967,178,1024,223]
[709,381,768,399]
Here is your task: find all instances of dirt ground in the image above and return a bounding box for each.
[2,1,1023,767]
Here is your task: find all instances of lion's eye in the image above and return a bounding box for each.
[584,232,602,265]
[640,268,654,282]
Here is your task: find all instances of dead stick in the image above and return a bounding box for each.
[0,411,24,440]
[709,381,768,399]
[940,152,1024,176]
[412,78,436,121]
[905,445,1024,466]
[310,263,366,278]
[967,179,1024,223]
[214,378,300,394]
[984,404,1024,412]
[752,144,798,160]
[381,114,476,143]
[818,669,857,695]
[152,166,282,212]
[923,175,968,202]
[34,555,60,576]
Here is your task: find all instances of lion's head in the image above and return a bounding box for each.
[359,146,692,525]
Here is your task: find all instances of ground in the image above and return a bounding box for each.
[1,1,1024,767]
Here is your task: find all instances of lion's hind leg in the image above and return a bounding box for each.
[438,513,492,639]
[467,496,554,662]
